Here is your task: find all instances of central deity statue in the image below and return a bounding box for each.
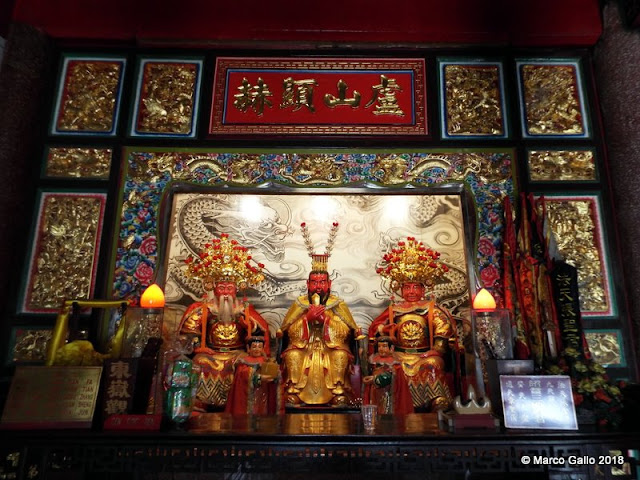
[369,236,457,411]
[178,233,270,411]
[277,222,363,406]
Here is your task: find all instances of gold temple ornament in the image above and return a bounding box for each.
[528,150,596,182]
[131,59,203,137]
[440,62,506,137]
[23,192,107,313]
[517,60,590,138]
[11,328,53,363]
[51,57,126,135]
[46,147,112,179]
[45,299,130,366]
[542,195,612,316]
[584,331,625,367]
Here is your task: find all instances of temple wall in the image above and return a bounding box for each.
[593,2,640,368]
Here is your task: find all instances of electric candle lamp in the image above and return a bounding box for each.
[472,288,496,311]
[141,283,165,309]
[130,284,166,357]
[471,288,513,361]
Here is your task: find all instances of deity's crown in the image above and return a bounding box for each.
[184,233,265,288]
[300,221,339,273]
[376,236,449,289]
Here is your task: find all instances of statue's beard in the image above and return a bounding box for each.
[217,295,236,324]
[308,289,330,305]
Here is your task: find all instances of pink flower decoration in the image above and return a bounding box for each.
[139,236,157,256]
[478,237,496,257]
[480,264,500,287]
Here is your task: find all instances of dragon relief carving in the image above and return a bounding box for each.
[169,195,299,302]
[279,154,344,185]
[371,154,488,184]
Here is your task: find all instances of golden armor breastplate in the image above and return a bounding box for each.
[395,313,428,350]
[180,307,209,336]
[209,321,244,351]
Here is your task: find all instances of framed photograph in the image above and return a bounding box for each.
[156,183,476,337]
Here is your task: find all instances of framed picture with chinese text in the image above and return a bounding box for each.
[129,57,204,138]
[50,55,126,136]
[20,190,107,314]
[537,193,615,318]
[438,59,508,139]
[516,59,591,139]
[209,57,428,137]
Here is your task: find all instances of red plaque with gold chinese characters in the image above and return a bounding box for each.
[210,57,427,136]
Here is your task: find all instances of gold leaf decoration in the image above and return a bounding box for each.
[135,62,198,134]
[46,148,112,179]
[56,60,123,132]
[528,150,596,182]
[444,64,504,136]
[521,64,585,135]
[26,194,104,311]
[544,198,609,314]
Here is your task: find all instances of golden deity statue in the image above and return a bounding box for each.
[277,222,362,406]
[369,236,456,411]
[179,233,270,410]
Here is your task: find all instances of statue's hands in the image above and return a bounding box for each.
[423,349,442,358]
[194,346,216,356]
[306,304,326,322]
[260,374,275,383]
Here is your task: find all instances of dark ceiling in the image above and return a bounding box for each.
[4,0,602,47]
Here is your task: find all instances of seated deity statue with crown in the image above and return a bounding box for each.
[368,236,457,412]
[179,233,271,411]
[277,222,364,407]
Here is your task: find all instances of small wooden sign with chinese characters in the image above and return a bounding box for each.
[500,375,578,430]
[102,359,137,418]
[210,57,427,136]
[1,366,102,429]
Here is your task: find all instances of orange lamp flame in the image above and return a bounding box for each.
[140,283,165,308]
[472,288,496,311]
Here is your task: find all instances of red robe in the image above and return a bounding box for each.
[224,355,284,415]
[363,354,414,415]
